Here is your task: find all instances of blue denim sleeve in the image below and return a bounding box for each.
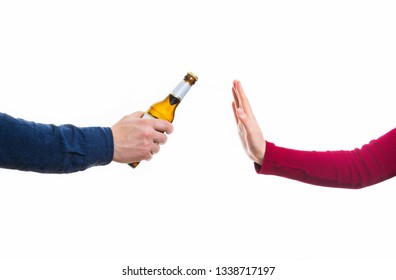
[0,112,114,173]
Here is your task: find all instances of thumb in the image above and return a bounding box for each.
[130,111,145,118]
[237,107,257,137]
[237,107,250,127]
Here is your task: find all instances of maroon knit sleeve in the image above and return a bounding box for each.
[255,128,396,189]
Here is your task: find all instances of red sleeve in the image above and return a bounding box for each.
[255,128,396,189]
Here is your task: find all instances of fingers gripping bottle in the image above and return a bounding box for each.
[129,72,198,168]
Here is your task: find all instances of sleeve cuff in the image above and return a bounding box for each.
[80,126,114,168]
[254,141,274,174]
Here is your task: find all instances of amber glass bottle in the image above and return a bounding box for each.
[129,72,198,168]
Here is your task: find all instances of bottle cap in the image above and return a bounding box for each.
[185,72,198,86]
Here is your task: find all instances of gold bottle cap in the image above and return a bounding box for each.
[185,72,198,86]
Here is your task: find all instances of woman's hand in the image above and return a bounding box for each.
[232,80,266,165]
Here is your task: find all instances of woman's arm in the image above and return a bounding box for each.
[257,129,396,188]
[231,80,396,188]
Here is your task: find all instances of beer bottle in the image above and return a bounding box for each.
[129,72,198,168]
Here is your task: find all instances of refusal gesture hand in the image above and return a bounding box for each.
[232,80,266,165]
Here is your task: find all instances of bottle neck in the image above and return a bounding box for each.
[171,80,191,100]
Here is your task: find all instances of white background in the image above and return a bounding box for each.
[0,0,395,279]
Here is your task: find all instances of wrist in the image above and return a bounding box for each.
[253,141,266,165]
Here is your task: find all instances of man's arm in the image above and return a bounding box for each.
[0,112,113,173]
